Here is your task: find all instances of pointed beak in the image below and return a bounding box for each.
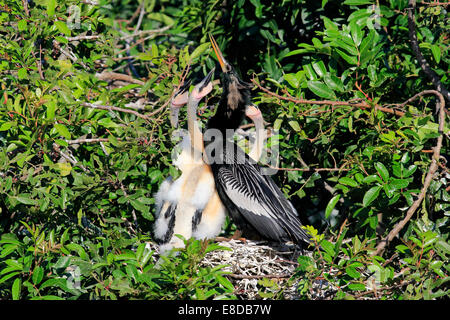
[198,68,215,93]
[170,79,192,127]
[245,104,262,120]
[192,68,215,100]
[209,34,228,72]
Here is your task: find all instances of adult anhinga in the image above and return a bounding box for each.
[206,35,310,246]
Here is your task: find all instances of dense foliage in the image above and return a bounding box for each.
[0,0,448,299]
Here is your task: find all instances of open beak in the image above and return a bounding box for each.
[209,34,228,72]
[170,79,191,127]
[245,104,262,120]
[198,68,215,93]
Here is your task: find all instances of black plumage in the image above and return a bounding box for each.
[207,34,310,246]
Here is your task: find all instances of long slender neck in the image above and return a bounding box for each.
[187,96,204,159]
[207,103,246,134]
[249,117,265,162]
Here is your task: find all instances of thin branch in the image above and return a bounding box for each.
[133,2,146,36]
[96,71,145,85]
[267,165,350,172]
[53,40,88,69]
[81,102,150,121]
[416,1,450,7]
[407,0,450,103]
[251,77,406,117]
[373,90,446,256]
[227,273,291,280]
[66,138,110,145]
[52,143,88,173]
[66,35,101,41]
[119,25,173,40]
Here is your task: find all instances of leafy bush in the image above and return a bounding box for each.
[0,0,448,299]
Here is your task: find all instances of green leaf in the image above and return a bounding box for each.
[97,118,120,128]
[374,162,389,182]
[363,185,382,207]
[18,68,28,80]
[320,240,335,257]
[0,272,20,285]
[390,179,409,190]
[339,177,358,187]
[288,120,301,132]
[323,74,345,92]
[54,21,71,37]
[12,278,21,300]
[39,278,67,290]
[216,275,234,291]
[307,81,336,99]
[147,12,174,25]
[344,0,373,5]
[136,52,154,61]
[325,195,341,219]
[346,266,361,279]
[362,174,381,184]
[45,101,56,120]
[273,118,283,131]
[348,282,366,291]
[53,124,71,139]
[46,0,56,16]
[350,20,363,46]
[359,30,375,64]
[284,73,300,88]
[189,42,210,62]
[18,20,27,32]
[15,194,37,205]
[311,61,327,78]
[0,122,13,131]
[32,266,44,285]
[431,45,441,63]
[31,295,64,300]
[336,48,358,65]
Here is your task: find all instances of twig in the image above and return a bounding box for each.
[66,35,101,41]
[96,71,145,85]
[267,165,350,172]
[227,273,291,280]
[416,1,450,7]
[407,0,450,103]
[22,0,29,16]
[81,102,150,121]
[81,0,99,4]
[373,90,446,256]
[133,2,146,36]
[119,25,173,40]
[53,40,88,69]
[251,76,406,117]
[66,138,110,144]
[353,280,413,299]
[52,143,88,173]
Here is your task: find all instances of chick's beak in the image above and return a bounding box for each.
[198,68,215,95]
[209,34,228,73]
[170,79,191,127]
[245,104,262,120]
